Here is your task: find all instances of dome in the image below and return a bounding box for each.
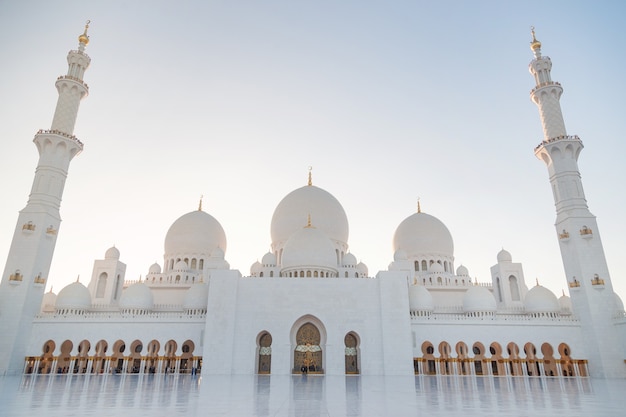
[262,251,276,266]
[456,265,469,276]
[409,285,434,312]
[393,212,453,258]
[394,249,408,261]
[251,260,262,275]
[357,262,368,276]
[119,282,153,311]
[41,290,57,313]
[148,263,161,274]
[56,282,91,311]
[271,185,349,250]
[281,226,337,270]
[463,286,497,313]
[164,210,227,258]
[105,246,120,260]
[174,260,188,271]
[613,292,625,313]
[343,253,357,267]
[559,293,572,312]
[524,285,559,313]
[183,283,209,310]
[497,249,512,263]
[211,247,225,259]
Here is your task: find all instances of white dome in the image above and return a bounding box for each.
[119,282,153,311]
[394,249,408,261]
[393,212,453,259]
[41,290,57,313]
[148,263,161,274]
[271,185,349,250]
[409,285,434,312]
[343,253,357,267]
[262,251,276,266]
[164,210,227,258]
[497,249,512,263]
[56,282,91,310]
[183,283,209,310]
[211,247,225,259]
[174,260,188,271]
[456,265,469,276]
[463,286,497,313]
[613,292,625,313]
[105,246,120,260]
[524,285,559,313]
[559,293,572,312]
[357,262,368,276]
[250,260,262,275]
[281,226,337,270]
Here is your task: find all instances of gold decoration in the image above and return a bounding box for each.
[78,20,90,45]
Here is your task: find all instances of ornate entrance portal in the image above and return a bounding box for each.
[293,323,323,374]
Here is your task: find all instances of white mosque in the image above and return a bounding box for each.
[0,24,624,379]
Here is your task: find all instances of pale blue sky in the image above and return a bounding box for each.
[0,1,625,300]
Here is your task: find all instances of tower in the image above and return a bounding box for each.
[0,23,91,375]
[529,29,624,377]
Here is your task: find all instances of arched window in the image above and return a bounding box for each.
[96,272,107,298]
[509,275,520,301]
[421,260,427,271]
[496,277,503,302]
[199,259,204,269]
[414,261,419,271]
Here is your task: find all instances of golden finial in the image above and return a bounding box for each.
[306,213,312,228]
[417,198,421,213]
[536,278,539,286]
[198,195,203,211]
[530,26,541,51]
[78,20,90,45]
[307,166,313,186]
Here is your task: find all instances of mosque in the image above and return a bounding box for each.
[0,24,624,379]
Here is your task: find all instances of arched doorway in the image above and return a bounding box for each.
[180,340,195,374]
[258,332,272,374]
[293,323,323,374]
[344,333,359,374]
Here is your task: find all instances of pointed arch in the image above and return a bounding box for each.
[291,315,326,374]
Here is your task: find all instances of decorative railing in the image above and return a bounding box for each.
[36,129,83,147]
[534,135,582,151]
[530,81,561,95]
[56,75,89,89]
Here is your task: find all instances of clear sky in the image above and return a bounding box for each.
[0,1,625,301]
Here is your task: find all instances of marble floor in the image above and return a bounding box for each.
[1,373,625,416]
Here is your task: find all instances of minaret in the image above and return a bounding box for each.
[530,29,624,378]
[0,23,91,375]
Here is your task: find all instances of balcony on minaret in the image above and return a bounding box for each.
[534,135,582,152]
[56,75,89,90]
[36,129,84,147]
[568,278,580,289]
[9,270,23,282]
[579,226,593,239]
[22,222,36,232]
[530,81,561,95]
[591,274,605,287]
[558,230,570,241]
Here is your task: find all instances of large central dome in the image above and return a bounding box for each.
[271,184,349,250]
[393,212,453,258]
[164,210,227,257]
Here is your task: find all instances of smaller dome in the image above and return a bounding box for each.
[343,253,357,267]
[41,290,57,313]
[211,247,225,259]
[463,286,497,313]
[183,283,209,310]
[409,285,434,312]
[251,260,262,275]
[56,282,91,310]
[105,246,120,260]
[613,292,625,313]
[456,265,469,276]
[524,285,559,313]
[357,262,368,276]
[497,249,512,263]
[394,249,408,261]
[174,260,188,271]
[119,282,153,311]
[559,293,572,312]
[148,263,161,274]
[429,262,444,273]
[262,251,276,266]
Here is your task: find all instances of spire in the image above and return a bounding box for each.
[536,278,539,286]
[307,166,313,186]
[417,198,421,213]
[198,195,203,211]
[305,213,313,228]
[76,275,80,283]
[530,26,541,57]
[78,20,90,51]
